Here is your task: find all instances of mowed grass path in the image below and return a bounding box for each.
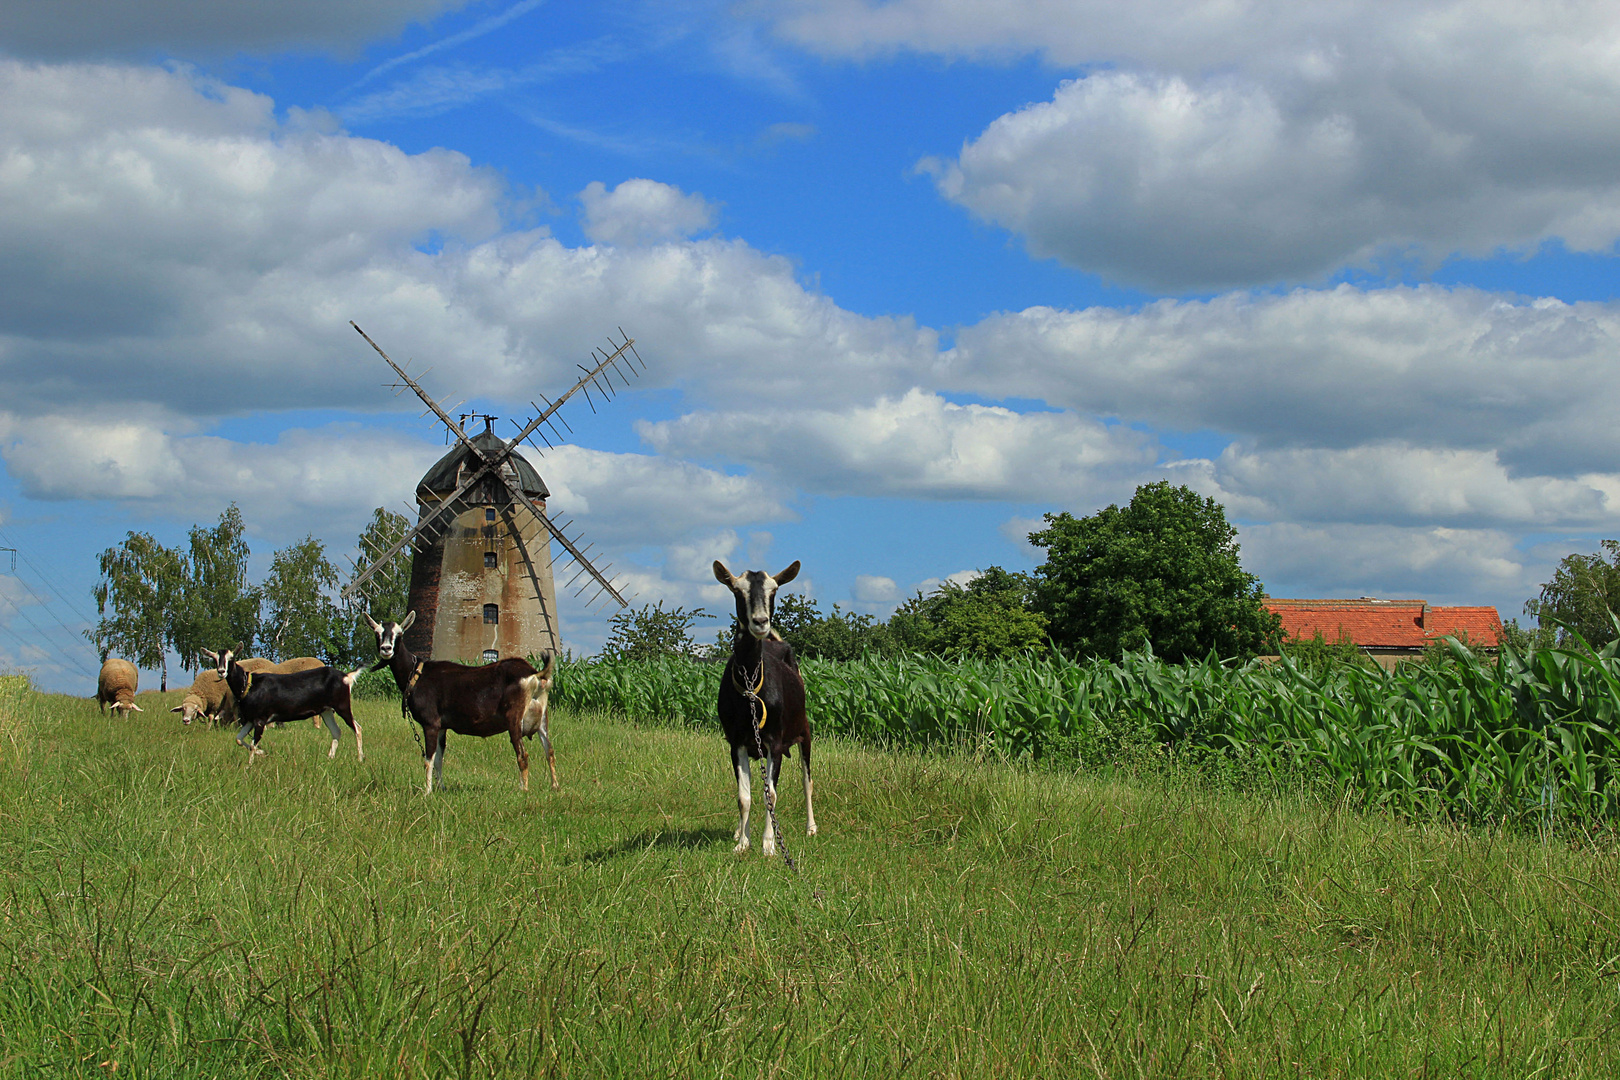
[1,687,1619,1077]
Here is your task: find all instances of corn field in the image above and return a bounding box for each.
[551,637,1620,828]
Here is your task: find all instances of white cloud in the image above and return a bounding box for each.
[948,286,1620,478]
[580,179,719,246]
[0,0,468,58]
[1194,444,1620,529]
[640,388,1156,500]
[537,444,791,544]
[852,574,897,603]
[0,409,440,532]
[0,410,788,559]
[0,61,936,420]
[1239,521,1537,610]
[768,1,1620,288]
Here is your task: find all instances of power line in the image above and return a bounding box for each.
[0,528,98,625]
[0,558,99,666]
[0,588,97,682]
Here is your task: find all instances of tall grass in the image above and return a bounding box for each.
[3,682,1620,1076]
[553,637,1620,829]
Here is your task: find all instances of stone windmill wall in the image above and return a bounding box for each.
[403,424,561,662]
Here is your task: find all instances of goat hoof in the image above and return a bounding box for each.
[806,824,818,836]
[732,839,750,854]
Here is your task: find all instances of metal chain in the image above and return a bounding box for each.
[738,659,798,875]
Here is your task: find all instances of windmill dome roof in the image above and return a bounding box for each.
[416,426,549,501]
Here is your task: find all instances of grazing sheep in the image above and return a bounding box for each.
[168,656,323,728]
[170,669,235,726]
[96,658,142,717]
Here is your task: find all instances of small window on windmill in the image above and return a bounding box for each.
[482,649,498,664]
[485,508,496,522]
[483,603,499,624]
[484,551,497,568]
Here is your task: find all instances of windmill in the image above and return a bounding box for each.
[340,322,641,662]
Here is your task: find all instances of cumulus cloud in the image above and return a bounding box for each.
[640,388,1156,500]
[768,1,1620,288]
[948,286,1620,478]
[1192,444,1620,529]
[852,574,897,603]
[580,179,719,246]
[0,410,788,555]
[1239,522,1539,607]
[0,61,936,419]
[0,0,467,59]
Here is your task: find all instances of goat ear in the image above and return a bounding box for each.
[773,560,801,586]
[232,642,244,655]
[363,612,381,632]
[201,648,218,662]
[713,560,735,586]
[401,610,417,631]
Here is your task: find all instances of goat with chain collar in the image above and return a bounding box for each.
[714,559,816,857]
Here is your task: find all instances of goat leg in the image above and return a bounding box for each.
[761,752,780,857]
[733,744,752,853]
[802,741,817,836]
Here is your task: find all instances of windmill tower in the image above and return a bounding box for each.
[341,323,640,659]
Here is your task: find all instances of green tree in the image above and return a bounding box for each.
[887,566,1048,659]
[769,593,891,661]
[342,507,413,660]
[1524,540,1620,649]
[174,503,260,669]
[1030,481,1280,662]
[86,532,186,690]
[601,602,709,661]
[260,536,342,663]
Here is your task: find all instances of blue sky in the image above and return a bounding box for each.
[4,0,1620,691]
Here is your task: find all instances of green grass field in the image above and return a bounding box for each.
[2,682,1620,1077]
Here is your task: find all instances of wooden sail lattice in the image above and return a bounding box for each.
[340,322,643,618]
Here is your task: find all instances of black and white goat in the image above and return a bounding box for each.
[363,612,555,794]
[204,646,363,761]
[714,559,816,856]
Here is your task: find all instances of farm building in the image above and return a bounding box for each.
[404,421,561,664]
[1265,597,1504,670]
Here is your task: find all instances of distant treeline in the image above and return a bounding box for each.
[87,504,410,689]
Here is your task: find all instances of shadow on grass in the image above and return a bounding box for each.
[570,827,735,865]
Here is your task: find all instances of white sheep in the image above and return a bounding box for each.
[170,669,234,726]
[96,658,142,717]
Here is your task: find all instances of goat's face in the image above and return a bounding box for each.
[713,559,800,641]
[364,610,416,660]
[204,645,243,681]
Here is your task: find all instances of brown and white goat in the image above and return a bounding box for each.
[714,559,816,855]
[204,646,363,761]
[363,612,555,794]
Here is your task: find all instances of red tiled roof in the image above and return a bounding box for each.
[1265,598,1503,649]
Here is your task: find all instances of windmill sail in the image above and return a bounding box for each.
[342,324,640,658]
